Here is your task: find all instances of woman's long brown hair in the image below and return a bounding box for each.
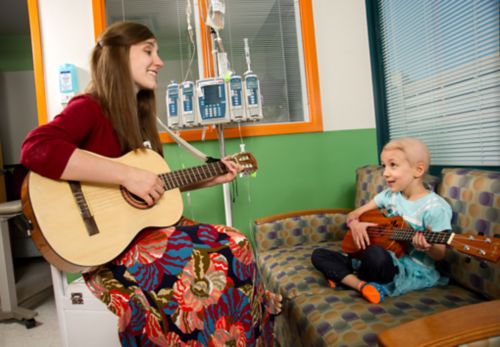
[87,21,162,154]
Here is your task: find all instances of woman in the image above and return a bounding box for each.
[21,21,279,346]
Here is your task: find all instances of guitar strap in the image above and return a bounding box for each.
[156,118,219,163]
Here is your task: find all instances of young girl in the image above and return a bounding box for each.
[21,21,280,346]
[312,137,452,304]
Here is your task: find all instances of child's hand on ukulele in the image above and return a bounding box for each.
[412,231,432,252]
[348,219,377,251]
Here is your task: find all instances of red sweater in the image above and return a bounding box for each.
[21,94,122,179]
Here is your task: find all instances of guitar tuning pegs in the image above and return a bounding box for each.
[464,257,472,264]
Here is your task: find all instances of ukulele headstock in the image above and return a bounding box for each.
[231,152,258,176]
[450,233,500,263]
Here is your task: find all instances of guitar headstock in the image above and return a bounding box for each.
[450,233,500,263]
[231,152,258,176]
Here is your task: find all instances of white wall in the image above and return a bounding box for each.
[312,0,376,131]
[38,0,94,121]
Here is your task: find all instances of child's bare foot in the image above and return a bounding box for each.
[265,290,283,315]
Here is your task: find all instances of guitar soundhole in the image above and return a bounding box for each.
[120,187,151,210]
[390,219,404,228]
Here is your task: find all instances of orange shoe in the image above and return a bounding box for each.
[358,281,386,304]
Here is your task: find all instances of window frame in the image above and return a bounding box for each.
[93,0,323,143]
[365,0,500,174]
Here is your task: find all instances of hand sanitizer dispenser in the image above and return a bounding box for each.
[59,64,78,105]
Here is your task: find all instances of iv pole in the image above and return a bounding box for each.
[216,125,232,226]
[207,0,233,227]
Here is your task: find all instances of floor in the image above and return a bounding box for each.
[0,293,61,347]
[0,257,61,347]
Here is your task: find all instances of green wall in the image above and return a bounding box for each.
[163,128,378,237]
[0,35,33,71]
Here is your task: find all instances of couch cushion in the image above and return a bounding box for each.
[438,168,500,299]
[354,165,440,208]
[257,241,342,299]
[259,241,483,347]
[258,242,482,346]
[254,212,348,252]
[275,285,483,347]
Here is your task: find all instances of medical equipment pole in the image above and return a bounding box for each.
[208,26,232,227]
[216,125,232,226]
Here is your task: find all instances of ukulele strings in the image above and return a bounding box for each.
[363,227,452,244]
[357,226,492,254]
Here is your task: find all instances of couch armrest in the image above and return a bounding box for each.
[253,208,352,252]
[377,300,500,347]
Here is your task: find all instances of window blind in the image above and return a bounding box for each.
[106,0,200,119]
[222,0,308,124]
[378,0,500,166]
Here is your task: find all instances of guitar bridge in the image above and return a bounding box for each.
[68,181,99,236]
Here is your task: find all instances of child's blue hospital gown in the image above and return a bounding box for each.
[372,189,453,296]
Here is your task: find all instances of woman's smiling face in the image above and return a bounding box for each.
[129,38,164,92]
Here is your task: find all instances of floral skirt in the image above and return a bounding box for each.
[83,220,275,347]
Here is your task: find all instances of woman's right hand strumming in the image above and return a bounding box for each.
[61,149,165,206]
[121,166,165,206]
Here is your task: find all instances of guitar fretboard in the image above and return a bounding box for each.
[160,160,227,190]
[386,228,451,244]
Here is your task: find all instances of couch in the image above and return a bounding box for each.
[253,166,500,347]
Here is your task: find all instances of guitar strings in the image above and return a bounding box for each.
[69,162,229,210]
[77,162,226,199]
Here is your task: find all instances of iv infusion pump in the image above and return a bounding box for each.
[228,75,245,121]
[166,81,180,128]
[164,35,263,128]
[181,81,196,126]
[165,75,263,128]
[243,73,263,121]
[196,78,230,125]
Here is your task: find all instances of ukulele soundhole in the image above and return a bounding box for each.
[120,187,151,210]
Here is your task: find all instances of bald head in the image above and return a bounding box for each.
[382,137,430,173]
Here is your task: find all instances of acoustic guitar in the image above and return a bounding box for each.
[21,149,257,273]
[341,210,500,262]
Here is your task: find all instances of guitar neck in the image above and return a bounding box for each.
[357,211,500,262]
[387,228,452,244]
[368,227,453,244]
[160,160,227,190]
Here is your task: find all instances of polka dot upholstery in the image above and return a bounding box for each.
[254,166,499,347]
[254,212,349,253]
[438,168,500,299]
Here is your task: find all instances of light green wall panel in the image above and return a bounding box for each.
[163,128,378,237]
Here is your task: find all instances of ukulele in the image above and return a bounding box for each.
[341,210,500,262]
[21,149,257,273]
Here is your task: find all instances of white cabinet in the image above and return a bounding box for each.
[51,266,120,347]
